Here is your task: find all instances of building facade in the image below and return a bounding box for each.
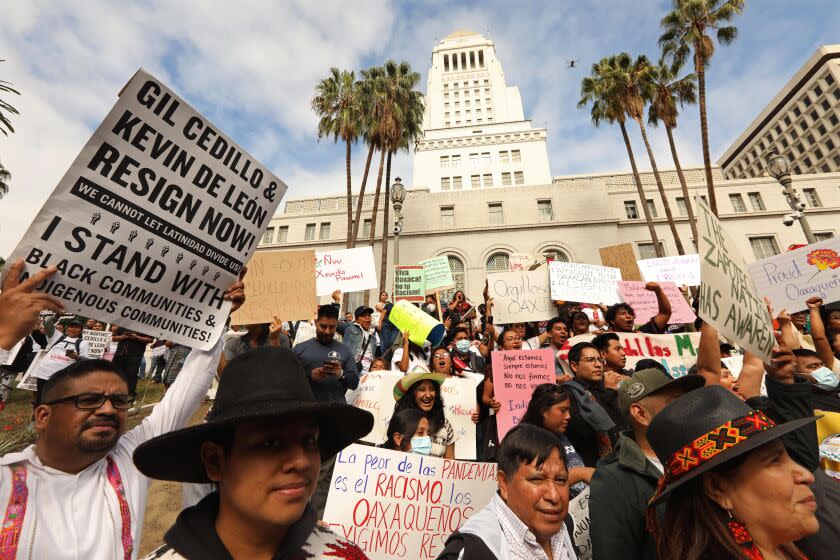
[719,45,840,179]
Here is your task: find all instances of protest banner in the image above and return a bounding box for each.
[231,250,317,324]
[558,332,702,379]
[637,254,701,286]
[388,300,446,347]
[393,265,425,302]
[315,247,378,296]
[324,444,497,560]
[696,197,774,361]
[486,269,555,324]
[747,236,840,314]
[616,281,696,325]
[421,256,455,294]
[491,349,555,439]
[599,243,643,282]
[568,486,592,560]
[346,370,481,459]
[549,261,622,305]
[82,329,113,359]
[1,69,286,350]
[508,253,532,272]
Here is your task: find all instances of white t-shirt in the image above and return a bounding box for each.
[32,332,91,380]
[646,455,664,475]
[390,347,430,373]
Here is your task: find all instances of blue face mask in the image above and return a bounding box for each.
[410,436,432,455]
[810,366,838,387]
[455,339,471,353]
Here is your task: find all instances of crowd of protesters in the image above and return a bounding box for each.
[0,257,839,560]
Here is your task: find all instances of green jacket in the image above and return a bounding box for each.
[589,431,663,560]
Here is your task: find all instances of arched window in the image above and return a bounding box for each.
[440,255,466,302]
[540,247,570,263]
[485,251,510,273]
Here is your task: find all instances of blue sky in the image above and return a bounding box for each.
[1,0,839,256]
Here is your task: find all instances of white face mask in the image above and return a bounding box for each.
[810,366,839,387]
[427,304,436,312]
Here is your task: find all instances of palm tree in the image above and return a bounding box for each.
[311,68,361,247]
[611,53,685,255]
[0,160,9,200]
[0,60,20,137]
[648,58,699,246]
[348,67,382,249]
[579,58,664,257]
[659,0,746,216]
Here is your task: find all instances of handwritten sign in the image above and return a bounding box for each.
[599,243,642,282]
[616,281,696,325]
[748,236,840,314]
[421,256,455,294]
[393,265,425,302]
[315,247,378,296]
[486,269,555,324]
[1,69,286,350]
[549,262,622,305]
[696,197,774,361]
[324,444,497,560]
[231,250,317,324]
[508,253,532,272]
[637,254,701,286]
[82,329,113,359]
[568,486,592,560]
[492,349,555,439]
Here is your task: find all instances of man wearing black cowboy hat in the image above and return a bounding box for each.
[134,346,374,559]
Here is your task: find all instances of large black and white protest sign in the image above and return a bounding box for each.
[3,69,286,349]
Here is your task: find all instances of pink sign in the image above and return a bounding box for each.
[491,349,555,440]
[617,281,696,325]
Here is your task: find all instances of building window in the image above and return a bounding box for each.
[488,203,504,224]
[827,74,835,86]
[451,155,461,166]
[478,51,485,67]
[821,99,831,111]
[646,199,658,218]
[802,95,812,107]
[501,172,512,186]
[749,236,780,260]
[261,227,274,244]
[441,177,451,190]
[514,171,525,185]
[541,247,570,262]
[483,173,493,187]
[818,124,827,136]
[485,252,510,272]
[361,219,371,238]
[481,152,491,166]
[815,85,824,97]
[793,106,802,117]
[781,138,789,148]
[815,231,835,241]
[637,242,664,260]
[830,114,839,126]
[471,174,481,189]
[443,54,450,72]
[440,255,466,302]
[511,149,522,163]
[304,223,316,241]
[499,150,509,164]
[469,153,479,167]
[807,133,816,146]
[747,192,766,211]
[675,197,687,216]
[815,148,824,160]
[440,155,449,167]
[453,176,463,190]
[319,223,331,240]
[784,116,792,126]
[827,138,836,151]
[729,193,747,213]
[624,200,639,219]
[277,226,288,243]
[537,199,554,222]
[441,206,455,228]
[803,188,822,207]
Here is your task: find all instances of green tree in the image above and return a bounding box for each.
[579,58,664,257]
[648,58,699,245]
[0,60,20,137]
[659,0,746,215]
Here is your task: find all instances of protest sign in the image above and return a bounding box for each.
[421,256,455,294]
[492,349,555,439]
[82,329,113,359]
[315,247,378,296]
[388,300,446,347]
[599,243,643,282]
[346,370,481,459]
[696,197,774,361]
[568,486,592,560]
[616,281,696,325]
[1,69,286,350]
[231,250,317,324]
[393,265,425,302]
[508,253,532,271]
[486,269,555,324]
[558,332,702,379]
[748,236,840,314]
[549,261,622,305]
[1,339,24,366]
[324,444,497,560]
[637,254,701,286]
[17,351,44,391]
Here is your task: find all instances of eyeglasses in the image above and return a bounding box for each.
[43,393,135,410]
[503,336,522,342]
[433,353,450,359]
[578,357,606,364]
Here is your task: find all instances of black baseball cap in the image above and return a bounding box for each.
[354,306,374,317]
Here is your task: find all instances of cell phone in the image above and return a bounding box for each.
[65,349,75,357]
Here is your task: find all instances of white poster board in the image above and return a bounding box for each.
[17,351,44,391]
[508,253,532,272]
[549,261,622,304]
[1,69,286,350]
[486,269,556,324]
[82,329,113,359]
[315,247,378,296]
[637,254,701,286]
[1,339,24,366]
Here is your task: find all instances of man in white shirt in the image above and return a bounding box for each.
[31,318,92,396]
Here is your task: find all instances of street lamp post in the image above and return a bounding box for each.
[390,177,406,265]
[764,150,817,244]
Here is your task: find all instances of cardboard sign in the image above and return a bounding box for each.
[748,237,840,314]
[696,197,774,361]
[558,332,702,379]
[421,256,455,294]
[231,250,317,324]
[599,243,643,282]
[617,281,696,325]
[315,247,378,296]
[568,486,592,560]
[549,262,622,305]
[1,69,286,350]
[393,265,426,302]
[388,300,446,347]
[637,254,701,286]
[324,444,497,560]
[345,370,482,460]
[508,253,532,272]
[491,349,555,439]
[486,269,555,324]
[82,329,113,359]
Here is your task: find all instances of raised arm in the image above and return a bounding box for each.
[646,282,672,332]
[806,297,834,370]
[696,321,722,384]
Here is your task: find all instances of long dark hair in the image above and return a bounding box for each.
[519,384,570,431]
[393,379,446,434]
[382,409,426,451]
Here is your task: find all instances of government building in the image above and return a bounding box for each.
[258,30,840,309]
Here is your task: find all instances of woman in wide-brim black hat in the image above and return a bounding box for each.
[646,385,818,560]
